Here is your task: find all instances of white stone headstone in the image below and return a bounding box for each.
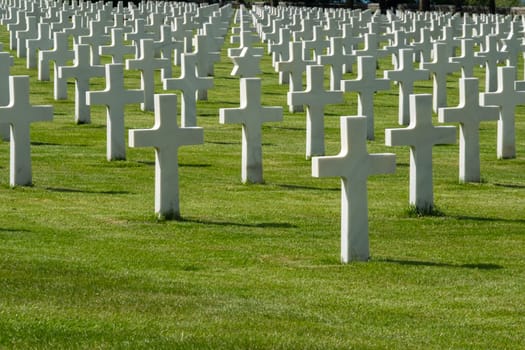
[125,39,171,111]
[276,41,315,112]
[87,64,144,161]
[0,52,14,141]
[129,93,204,219]
[480,66,524,159]
[99,27,135,64]
[163,53,214,127]
[341,55,390,140]
[421,42,461,113]
[0,76,53,186]
[58,44,105,124]
[219,78,283,184]
[287,65,344,158]
[384,48,430,125]
[438,78,499,183]
[39,31,75,100]
[312,116,396,263]
[386,94,456,212]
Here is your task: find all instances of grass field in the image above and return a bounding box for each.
[0,16,524,349]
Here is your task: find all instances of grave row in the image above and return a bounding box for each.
[0,1,523,263]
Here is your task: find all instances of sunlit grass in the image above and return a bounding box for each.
[0,16,524,349]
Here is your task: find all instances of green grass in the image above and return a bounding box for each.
[0,21,524,349]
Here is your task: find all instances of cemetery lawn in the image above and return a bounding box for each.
[1,27,524,349]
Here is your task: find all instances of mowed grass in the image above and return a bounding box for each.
[0,18,524,349]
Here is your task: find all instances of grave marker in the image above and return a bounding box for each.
[126,39,171,111]
[342,55,390,140]
[87,64,144,161]
[59,44,105,124]
[129,94,204,219]
[0,76,53,186]
[480,66,524,159]
[386,94,456,212]
[219,78,283,184]
[385,48,429,125]
[421,42,461,113]
[163,53,213,127]
[288,65,344,158]
[438,78,499,183]
[312,116,396,263]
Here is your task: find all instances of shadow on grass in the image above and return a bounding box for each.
[206,140,240,145]
[0,227,31,233]
[381,258,503,270]
[451,215,525,224]
[179,216,298,229]
[493,182,525,189]
[31,141,62,146]
[276,183,340,192]
[46,187,131,195]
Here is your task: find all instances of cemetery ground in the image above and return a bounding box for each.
[0,26,524,349]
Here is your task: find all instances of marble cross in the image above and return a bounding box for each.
[38,31,75,100]
[126,39,171,112]
[438,78,499,183]
[163,53,214,127]
[480,66,524,159]
[0,76,53,186]
[312,116,396,263]
[421,42,461,113]
[219,78,283,184]
[86,64,144,161]
[385,48,430,125]
[288,65,344,158]
[99,27,135,64]
[386,94,456,212]
[276,41,315,112]
[342,55,390,140]
[58,44,105,124]
[129,93,204,219]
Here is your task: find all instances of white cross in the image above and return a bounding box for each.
[476,34,509,93]
[219,78,283,184]
[129,94,204,219]
[0,76,53,186]
[318,36,356,91]
[99,27,135,64]
[288,65,343,158]
[87,64,144,161]
[450,38,486,78]
[39,31,75,100]
[163,53,213,127]
[386,94,456,212]
[126,39,171,112]
[342,55,390,140]
[480,66,524,159]
[438,78,499,183]
[276,41,315,113]
[421,42,461,113]
[312,116,396,263]
[59,44,105,124]
[385,48,430,125]
[26,22,52,69]
[0,52,13,141]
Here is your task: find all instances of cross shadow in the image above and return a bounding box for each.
[380,258,503,270]
[493,183,525,189]
[31,141,61,146]
[179,216,298,229]
[0,227,31,233]
[451,215,525,224]
[45,187,130,195]
[206,141,240,145]
[276,183,340,192]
